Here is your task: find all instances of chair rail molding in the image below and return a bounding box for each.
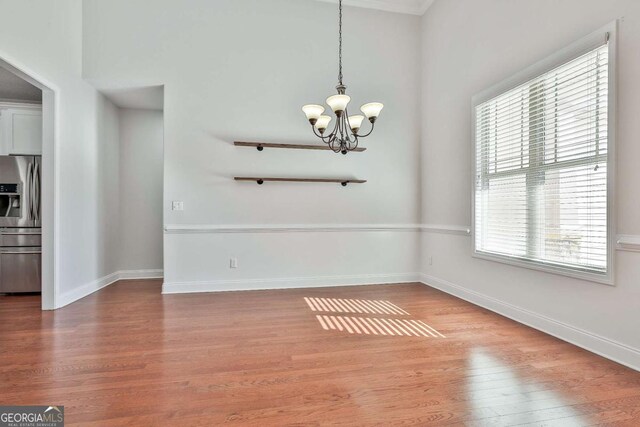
[616,234,640,252]
[164,224,476,234]
[164,224,424,234]
[419,224,471,235]
[162,227,640,244]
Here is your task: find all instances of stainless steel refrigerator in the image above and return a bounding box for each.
[0,155,41,293]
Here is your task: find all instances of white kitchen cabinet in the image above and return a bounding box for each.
[0,106,43,156]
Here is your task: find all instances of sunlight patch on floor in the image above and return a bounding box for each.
[303,297,410,315]
[304,297,445,338]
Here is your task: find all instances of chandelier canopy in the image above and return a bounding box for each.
[302,0,383,154]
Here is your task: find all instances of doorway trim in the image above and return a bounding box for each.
[0,53,58,310]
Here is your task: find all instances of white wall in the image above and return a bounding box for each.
[118,108,163,272]
[82,0,423,291]
[96,97,121,277]
[0,0,122,307]
[420,0,640,368]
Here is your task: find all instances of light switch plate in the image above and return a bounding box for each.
[172,201,184,211]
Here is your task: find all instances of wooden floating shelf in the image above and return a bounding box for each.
[235,141,366,152]
[234,177,367,186]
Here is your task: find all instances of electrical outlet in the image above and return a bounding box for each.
[230,257,238,269]
[429,256,433,266]
[172,201,184,211]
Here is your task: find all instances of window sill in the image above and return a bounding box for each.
[472,250,614,286]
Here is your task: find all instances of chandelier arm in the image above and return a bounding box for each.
[312,125,334,143]
[311,114,341,141]
[346,118,356,150]
[336,121,343,146]
[351,134,359,150]
[344,108,353,132]
[329,115,341,139]
[326,121,340,151]
[329,134,341,152]
[344,114,350,138]
[311,126,327,140]
[341,115,350,149]
[337,119,345,151]
[353,121,376,138]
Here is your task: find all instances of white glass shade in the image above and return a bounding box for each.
[360,102,384,120]
[302,104,325,121]
[348,115,365,131]
[315,115,332,132]
[326,94,351,113]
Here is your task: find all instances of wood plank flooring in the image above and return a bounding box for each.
[1,280,639,426]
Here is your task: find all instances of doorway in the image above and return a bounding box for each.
[0,57,55,310]
[103,86,165,286]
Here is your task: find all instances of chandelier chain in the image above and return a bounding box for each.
[338,0,343,86]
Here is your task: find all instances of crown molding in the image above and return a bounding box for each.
[312,0,435,16]
[0,101,42,109]
[418,0,435,15]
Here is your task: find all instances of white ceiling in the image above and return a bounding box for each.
[0,67,41,103]
[102,86,164,111]
[312,0,435,15]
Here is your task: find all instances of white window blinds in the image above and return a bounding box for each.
[474,42,609,276]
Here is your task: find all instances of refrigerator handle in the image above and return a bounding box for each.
[33,159,40,221]
[26,161,33,221]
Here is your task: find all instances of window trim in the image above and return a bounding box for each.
[470,22,617,286]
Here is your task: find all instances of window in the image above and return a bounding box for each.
[472,27,615,284]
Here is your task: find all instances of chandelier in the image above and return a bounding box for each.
[302,0,384,154]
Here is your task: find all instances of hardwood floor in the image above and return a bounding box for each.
[1,280,639,426]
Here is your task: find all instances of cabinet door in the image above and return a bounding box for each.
[0,248,42,293]
[6,108,42,155]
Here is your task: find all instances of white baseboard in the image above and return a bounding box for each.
[56,269,164,308]
[56,271,120,308]
[162,272,421,294]
[419,273,640,372]
[117,269,164,280]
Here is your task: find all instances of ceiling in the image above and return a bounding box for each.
[312,0,435,15]
[0,67,41,103]
[102,86,164,111]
